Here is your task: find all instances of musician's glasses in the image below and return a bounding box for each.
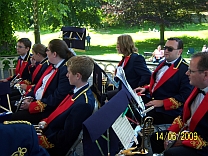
[187,68,204,74]
[15,45,26,49]
[163,46,179,52]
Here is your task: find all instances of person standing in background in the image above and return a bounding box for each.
[86,33,91,50]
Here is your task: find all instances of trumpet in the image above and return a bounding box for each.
[119,117,154,155]
[10,74,22,88]
[34,121,46,135]
[14,83,25,96]
[15,96,34,112]
[34,125,44,135]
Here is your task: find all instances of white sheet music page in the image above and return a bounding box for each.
[112,114,135,149]
[116,67,145,114]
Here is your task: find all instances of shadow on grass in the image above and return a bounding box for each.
[91,23,208,35]
[76,36,207,59]
[166,23,208,31]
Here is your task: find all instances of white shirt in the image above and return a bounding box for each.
[35,59,65,100]
[73,83,88,94]
[152,59,177,92]
[187,87,208,128]
[20,54,27,65]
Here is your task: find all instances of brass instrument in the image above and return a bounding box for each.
[119,117,154,155]
[15,96,33,112]
[14,83,25,96]
[34,121,46,136]
[34,125,44,135]
[10,74,21,88]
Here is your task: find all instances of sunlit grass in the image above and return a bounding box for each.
[15,23,208,58]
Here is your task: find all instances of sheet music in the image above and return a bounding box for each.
[116,67,145,115]
[112,114,135,149]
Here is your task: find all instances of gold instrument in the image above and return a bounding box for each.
[119,116,154,155]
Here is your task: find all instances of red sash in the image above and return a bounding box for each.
[115,56,130,75]
[183,88,208,131]
[15,59,28,77]
[32,64,42,82]
[149,62,178,94]
[44,95,74,125]
[15,59,21,75]
[34,65,57,94]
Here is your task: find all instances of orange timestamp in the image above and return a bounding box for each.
[156,131,198,141]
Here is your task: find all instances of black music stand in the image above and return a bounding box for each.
[61,26,86,51]
[0,82,12,122]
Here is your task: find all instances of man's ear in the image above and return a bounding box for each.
[76,73,82,80]
[53,52,57,57]
[204,71,208,80]
[178,49,183,55]
[26,47,30,52]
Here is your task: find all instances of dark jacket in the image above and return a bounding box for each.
[42,84,95,156]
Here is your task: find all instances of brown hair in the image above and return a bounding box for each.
[32,43,47,57]
[18,38,32,51]
[117,34,138,56]
[67,55,94,82]
[48,39,74,59]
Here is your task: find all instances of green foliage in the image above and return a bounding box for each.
[0,0,19,55]
[0,0,105,54]
[102,0,208,44]
[76,35,207,59]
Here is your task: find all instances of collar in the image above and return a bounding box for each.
[74,83,88,94]
[39,57,48,64]
[54,59,65,68]
[165,57,178,64]
[201,87,208,94]
[20,54,27,60]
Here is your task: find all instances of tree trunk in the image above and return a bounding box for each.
[33,0,41,44]
[159,24,165,45]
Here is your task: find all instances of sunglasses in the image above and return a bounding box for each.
[163,46,178,52]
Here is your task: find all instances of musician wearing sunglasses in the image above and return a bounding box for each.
[134,37,193,125]
[150,52,208,156]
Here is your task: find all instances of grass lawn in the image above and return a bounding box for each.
[15,23,208,58]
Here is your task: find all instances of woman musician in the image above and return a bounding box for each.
[20,43,49,92]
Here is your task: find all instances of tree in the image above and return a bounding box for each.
[0,0,104,54]
[33,0,41,43]
[104,0,208,44]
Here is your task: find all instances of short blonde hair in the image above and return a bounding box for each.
[67,56,94,82]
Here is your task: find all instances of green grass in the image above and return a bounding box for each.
[14,23,208,58]
[76,35,207,58]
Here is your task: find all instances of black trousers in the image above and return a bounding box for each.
[146,109,176,125]
[11,110,44,124]
[150,130,200,156]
